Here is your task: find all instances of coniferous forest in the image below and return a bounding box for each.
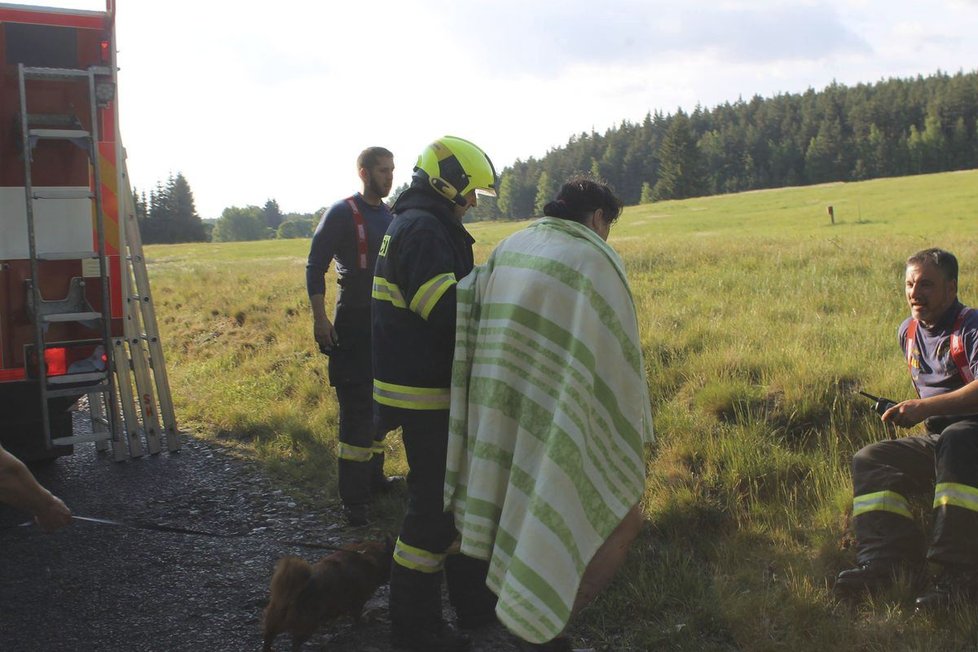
[134,172,208,244]
[139,70,978,236]
[467,69,978,221]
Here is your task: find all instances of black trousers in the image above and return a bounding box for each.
[389,410,495,634]
[335,383,385,508]
[852,417,978,567]
[398,410,458,553]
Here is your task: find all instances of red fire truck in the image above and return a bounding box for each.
[1,1,174,461]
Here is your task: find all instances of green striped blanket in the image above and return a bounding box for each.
[445,217,654,643]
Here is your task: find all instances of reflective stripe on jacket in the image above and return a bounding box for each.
[371,188,474,422]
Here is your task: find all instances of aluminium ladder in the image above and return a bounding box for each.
[18,62,119,454]
[17,63,178,459]
[119,154,179,453]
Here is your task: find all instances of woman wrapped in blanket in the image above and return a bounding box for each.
[445,175,654,650]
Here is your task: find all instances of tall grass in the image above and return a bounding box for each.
[147,169,978,650]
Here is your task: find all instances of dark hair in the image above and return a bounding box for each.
[357,146,394,170]
[543,174,623,226]
[907,248,958,282]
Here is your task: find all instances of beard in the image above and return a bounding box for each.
[367,176,391,200]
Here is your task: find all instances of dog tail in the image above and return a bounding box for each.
[269,556,313,603]
[263,556,313,651]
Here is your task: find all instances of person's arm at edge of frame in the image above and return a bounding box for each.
[882,379,978,428]
[0,443,72,531]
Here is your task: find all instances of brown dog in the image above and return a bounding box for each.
[262,536,393,651]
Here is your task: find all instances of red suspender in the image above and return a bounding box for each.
[345,197,369,271]
[905,307,975,395]
[951,308,975,383]
[905,319,920,396]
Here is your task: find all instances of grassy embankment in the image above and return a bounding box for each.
[146,169,978,650]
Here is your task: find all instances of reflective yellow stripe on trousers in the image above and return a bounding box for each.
[934,482,978,512]
[393,537,446,573]
[853,490,913,519]
[374,379,450,410]
[338,442,373,462]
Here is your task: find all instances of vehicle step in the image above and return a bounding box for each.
[33,188,93,200]
[41,311,103,323]
[48,372,108,386]
[28,128,90,140]
[46,383,110,399]
[38,251,99,261]
[52,432,113,446]
[21,66,111,79]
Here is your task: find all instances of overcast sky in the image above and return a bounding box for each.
[10,0,978,218]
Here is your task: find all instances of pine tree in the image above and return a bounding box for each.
[533,171,557,216]
[139,173,205,243]
[639,182,654,204]
[804,118,846,183]
[167,173,206,242]
[262,199,284,231]
[652,113,706,201]
[496,173,516,219]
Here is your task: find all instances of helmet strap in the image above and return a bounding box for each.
[428,176,467,206]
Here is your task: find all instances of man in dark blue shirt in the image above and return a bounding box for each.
[306,146,394,526]
[836,248,978,609]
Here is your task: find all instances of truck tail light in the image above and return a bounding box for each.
[45,348,68,376]
[26,344,107,379]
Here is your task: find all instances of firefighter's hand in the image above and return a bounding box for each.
[882,400,927,429]
[34,494,72,532]
[313,317,338,353]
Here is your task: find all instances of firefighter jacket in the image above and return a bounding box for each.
[371,188,474,424]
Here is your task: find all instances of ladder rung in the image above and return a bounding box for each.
[25,113,80,129]
[38,251,99,261]
[47,383,110,398]
[48,372,108,386]
[33,188,94,200]
[52,432,113,446]
[41,311,104,323]
[29,128,91,140]
[21,66,112,79]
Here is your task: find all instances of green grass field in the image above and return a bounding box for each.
[146,169,978,650]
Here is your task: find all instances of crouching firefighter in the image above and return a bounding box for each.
[836,248,978,610]
[372,137,499,651]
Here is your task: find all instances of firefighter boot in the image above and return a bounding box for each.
[914,564,978,611]
[833,558,920,596]
[338,457,371,525]
[342,504,369,527]
[389,563,471,651]
[445,553,497,630]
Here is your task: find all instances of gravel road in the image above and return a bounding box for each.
[0,426,560,652]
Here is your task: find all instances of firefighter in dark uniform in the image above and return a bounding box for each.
[307,146,395,526]
[372,136,498,651]
[836,248,978,609]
